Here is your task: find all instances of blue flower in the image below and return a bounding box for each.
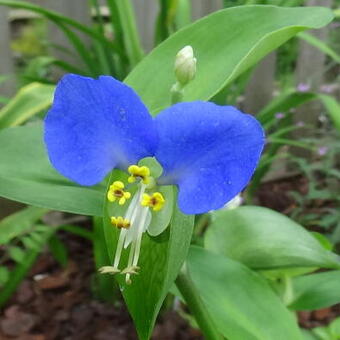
[44,74,264,282]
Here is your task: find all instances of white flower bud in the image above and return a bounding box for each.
[174,45,197,86]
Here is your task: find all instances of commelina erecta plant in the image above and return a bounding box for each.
[44,74,265,283]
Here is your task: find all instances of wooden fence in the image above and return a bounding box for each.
[0,0,336,176]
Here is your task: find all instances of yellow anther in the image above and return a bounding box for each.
[111,216,131,229]
[141,192,165,211]
[128,165,150,184]
[107,181,131,205]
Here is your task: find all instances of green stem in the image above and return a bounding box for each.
[175,265,223,340]
[171,82,184,104]
[282,274,294,306]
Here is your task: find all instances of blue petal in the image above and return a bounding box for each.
[155,101,265,214]
[44,74,157,186]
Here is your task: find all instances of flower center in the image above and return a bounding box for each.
[100,164,165,284]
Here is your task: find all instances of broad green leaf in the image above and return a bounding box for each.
[187,246,303,340]
[301,330,319,340]
[312,327,333,340]
[329,318,340,339]
[0,83,54,129]
[0,206,47,244]
[126,5,333,114]
[103,175,194,340]
[290,271,340,311]
[205,206,340,270]
[0,125,105,216]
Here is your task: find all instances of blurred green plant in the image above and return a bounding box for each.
[0,2,339,339]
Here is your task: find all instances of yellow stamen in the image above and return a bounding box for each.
[128,165,150,184]
[111,216,131,229]
[141,192,165,211]
[107,181,131,205]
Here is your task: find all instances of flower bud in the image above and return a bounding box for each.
[174,45,196,86]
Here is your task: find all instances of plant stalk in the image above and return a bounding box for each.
[175,265,223,340]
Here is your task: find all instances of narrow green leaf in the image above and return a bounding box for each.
[59,224,94,240]
[0,225,56,307]
[318,94,340,133]
[0,83,54,129]
[188,246,303,340]
[0,125,105,216]
[126,5,333,114]
[92,216,118,303]
[8,246,26,263]
[290,271,340,311]
[0,206,47,244]
[48,235,68,267]
[298,32,340,64]
[205,206,340,270]
[0,0,117,53]
[257,91,317,125]
[0,267,10,286]
[257,91,340,132]
[113,0,144,67]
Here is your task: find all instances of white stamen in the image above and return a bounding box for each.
[110,182,153,284]
[112,186,142,268]
[132,207,149,267]
[124,184,147,248]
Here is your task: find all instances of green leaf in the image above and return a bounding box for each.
[204,206,340,270]
[298,32,340,64]
[0,0,116,54]
[329,318,340,339]
[290,271,340,311]
[318,94,340,133]
[0,267,9,286]
[0,82,54,129]
[257,91,317,125]
[92,216,118,303]
[187,246,303,340]
[0,206,47,244]
[126,5,333,114]
[8,246,26,263]
[103,175,194,340]
[0,124,105,216]
[59,224,94,240]
[301,329,319,340]
[0,224,56,307]
[257,90,340,131]
[48,235,68,267]
[112,0,144,67]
